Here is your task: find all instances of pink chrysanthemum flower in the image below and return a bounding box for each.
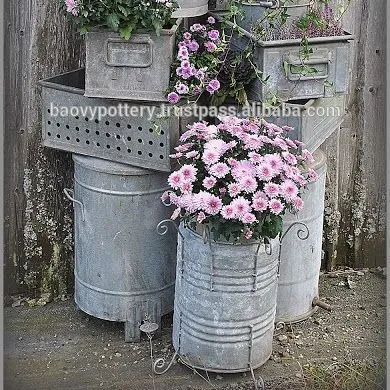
[231,197,251,218]
[292,197,304,211]
[221,205,236,219]
[253,191,267,200]
[180,182,193,194]
[228,182,241,197]
[168,171,184,190]
[280,180,299,200]
[209,163,230,178]
[269,199,284,215]
[248,152,262,164]
[263,183,280,198]
[252,198,268,212]
[256,163,275,181]
[307,168,319,183]
[282,152,298,165]
[202,150,219,165]
[65,0,79,15]
[197,211,206,223]
[180,164,197,183]
[203,194,222,215]
[227,158,239,167]
[238,176,258,193]
[302,149,315,164]
[241,213,256,224]
[232,161,256,180]
[203,176,217,190]
[264,153,284,172]
[244,228,253,240]
[185,151,199,159]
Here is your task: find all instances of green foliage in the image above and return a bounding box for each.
[61,0,178,39]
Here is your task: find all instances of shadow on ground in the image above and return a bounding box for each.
[4,272,386,390]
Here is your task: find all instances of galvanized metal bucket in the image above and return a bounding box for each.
[85,19,182,101]
[173,224,279,373]
[230,24,354,101]
[39,69,179,172]
[172,0,208,17]
[276,149,327,323]
[66,155,177,342]
[237,1,312,32]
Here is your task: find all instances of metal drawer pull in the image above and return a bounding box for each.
[285,55,330,81]
[64,188,85,221]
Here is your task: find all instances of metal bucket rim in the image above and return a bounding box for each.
[86,18,183,37]
[180,223,273,247]
[73,154,156,176]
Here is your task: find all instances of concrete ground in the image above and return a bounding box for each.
[4,271,387,390]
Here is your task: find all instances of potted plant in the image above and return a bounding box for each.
[62,0,182,101]
[161,115,317,372]
[220,0,354,102]
[166,17,259,109]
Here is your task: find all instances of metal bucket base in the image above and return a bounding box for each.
[175,351,272,374]
[75,284,174,342]
[275,306,319,325]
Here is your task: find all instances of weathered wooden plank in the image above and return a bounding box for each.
[322,0,386,268]
[4,0,84,297]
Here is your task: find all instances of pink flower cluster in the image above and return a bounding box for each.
[167,17,226,104]
[65,0,79,15]
[163,116,318,241]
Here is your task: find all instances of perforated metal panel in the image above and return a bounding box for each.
[40,69,179,172]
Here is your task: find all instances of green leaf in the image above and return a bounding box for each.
[283,61,289,77]
[117,5,130,16]
[79,26,89,34]
[263,215,283,239]
[107,13,120,30]
[119,24,135,40]
[210,92,228,107]
[152,21,163,36]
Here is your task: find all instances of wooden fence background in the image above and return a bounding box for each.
[4,0,386,298]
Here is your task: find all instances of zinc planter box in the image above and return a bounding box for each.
[263,95,346,153]
[173,224,279,373]
[85,19,182,102]
[228,95,345,153]
[40,69,179,172]
[173,0,208,17]
[276,149,327,323]
[231,26,354,102]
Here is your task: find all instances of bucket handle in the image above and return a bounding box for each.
[257,0,279,8]
[64,188,85,221]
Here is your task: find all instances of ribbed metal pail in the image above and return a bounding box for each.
[276,149,327,323]
[173,225,279,373]
[71,155,177,341]
[172,0,209,17]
